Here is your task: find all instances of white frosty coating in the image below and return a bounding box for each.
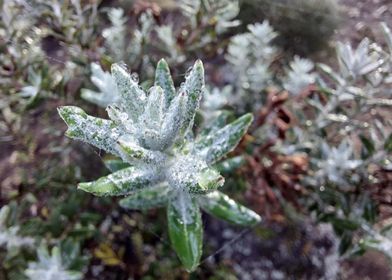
[197,191,261,225]
[138,86,166,136]
[111,63,146,122]
[58,106,122,156]
[180,60,204,134]
[104,166,160,190]
[283,56,317,96]
[160,92,186,149]
[25,247,82,280]
[81,63,119,108]
[195,114,252,164]
[119,183,174,210]
[171,190,198,225]
[166,155,207,192]
[116,135,167,166]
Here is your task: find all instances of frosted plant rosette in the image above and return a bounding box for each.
[0,206,34,251]
[58,59,261,271]
[25,246,82,280]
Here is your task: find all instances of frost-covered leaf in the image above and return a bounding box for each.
[111,63,146,121]
[159,92,187,150]
[180,60,205,135]
[117,136,166,165]
[167,191,202,272]
[103,158,130,172]
[119,183,173,210]
[198,191,261,226]
[199,110,233,137]
[139,86,166,133]
[154,58,176,108]
[196,113,253,164]
[58,106,121,155]
[78,166,159,196]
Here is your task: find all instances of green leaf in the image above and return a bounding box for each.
[194,167,225,194]
[141,86,165,126]
[167,192,202,272]
[199,110,233,137]
[103,158,131,172]
[111,63,146,121]
[117,137,166,165]
[58,106,120,155]
[160,92,187,150]
[78,166,158,196]
[198,191,261,226]
[196,113,253,164]
[180,60,205,135]
[155,59,176,109]
[119,184,172,210]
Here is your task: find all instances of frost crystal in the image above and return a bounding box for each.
[58,59,260,271]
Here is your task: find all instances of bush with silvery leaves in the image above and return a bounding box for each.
[81,63,119,108]
[178,0,241,33]
[0,206,34,251]
[225,21,277,109]
[25,245,83,280]
[283,56,317,96]
[58,59,260,271]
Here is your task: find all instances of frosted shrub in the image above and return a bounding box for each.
[25,245,83,280]
[58,59,260,271]
[81,63,119,107]
[0,206,34,251]
[283,56,317,96]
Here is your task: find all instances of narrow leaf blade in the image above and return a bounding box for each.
[198,113,253,164]
[119,184,172,210]
[58,106,120,155]
[111,63,146,121]
[198,191,261,226]
[167,192,202,272]
[78,166,156,196]
[180,60,205,135]
[155,58,176,109]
